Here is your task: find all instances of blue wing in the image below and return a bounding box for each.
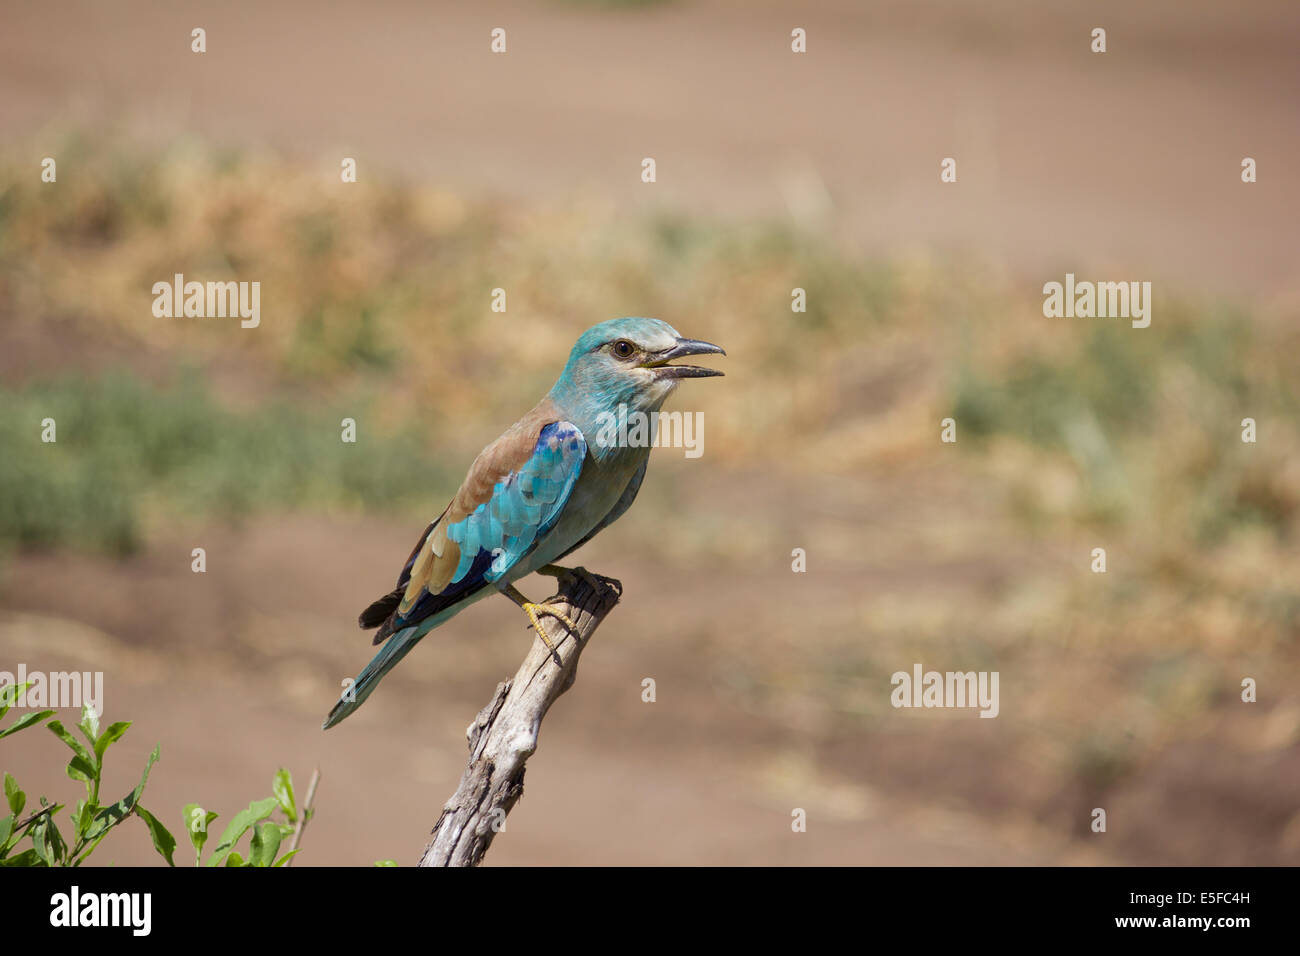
[390,420,587,631]
[445,421,587,582]
[328,418,588,728]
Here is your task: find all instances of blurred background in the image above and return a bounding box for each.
[1,0,1298,865]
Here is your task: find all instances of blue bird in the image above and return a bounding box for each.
[323,317,724,728]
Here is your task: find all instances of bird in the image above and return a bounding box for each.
[323,317,724,729]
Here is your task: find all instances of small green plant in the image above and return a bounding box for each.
[0,683,313,866]
[184,767,308,867]
[0,682,167,866]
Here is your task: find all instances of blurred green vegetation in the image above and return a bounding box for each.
[0,373,446,555]
[952,314,1299,539]
[0,133,1295,559]
[0,134,1295,559]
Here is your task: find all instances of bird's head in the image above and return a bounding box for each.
[550,317,724,427]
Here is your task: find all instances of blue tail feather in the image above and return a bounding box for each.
[322,625,425,729]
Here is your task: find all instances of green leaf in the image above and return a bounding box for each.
[45,818,68,864]
[0,709,55,740]
[93,721,132,760]
[374,859,398,866]
[0,814,13,851]
[85,800,132,842]
[46,721,94,765]
[77,705,101,749]
[225,850,245,867]
[134,806,176,866]
[31,818,52,865]
[133,745,160,800]
[272,849,300,867]
[73,830,110,866]
[71,799,94,841]
[4,774,24,817]
[248,822,282,867]
[204,797,279,867]
[182,803,219,864]
[272,768,296,823]
[83,745,159,842]
[0,681,30,719]
[65,753,97,787]
[0,848,41,867]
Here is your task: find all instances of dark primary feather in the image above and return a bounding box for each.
[357,518,437,640]
[369,549,495,645]
[358,588,403,629]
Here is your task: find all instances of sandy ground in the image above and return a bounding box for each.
[1,0,1297,300]
[5,467,1295,866]
[2,504,1089,867]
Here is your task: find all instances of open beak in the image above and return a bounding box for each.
[643,338,726,379]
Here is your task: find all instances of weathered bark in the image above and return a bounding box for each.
[418,568,622,867]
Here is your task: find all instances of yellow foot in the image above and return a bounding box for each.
[521,601,579,655]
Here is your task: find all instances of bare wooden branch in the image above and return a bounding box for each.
[417,568,622,867]
[285,767,319,866]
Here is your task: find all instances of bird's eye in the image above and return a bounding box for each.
[611,340,636,359]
